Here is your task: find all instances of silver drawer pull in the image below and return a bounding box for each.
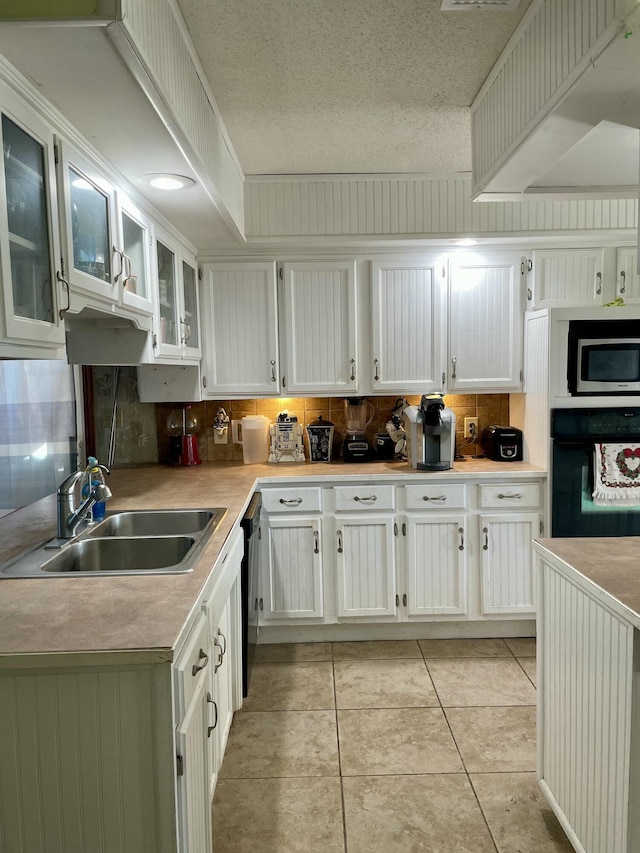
[482,527,489,550]
[458,527,464,551]
[216,628,227,657]
[313,529,319,554]
[192,648,209,676]
[423,495,446,502]
[337,530,343,554]
[279,497,303,505]
[207,692,218,737]
[354,495,377,503]
[498,493,522,500]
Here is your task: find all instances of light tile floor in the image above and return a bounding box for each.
[212,638,574,852]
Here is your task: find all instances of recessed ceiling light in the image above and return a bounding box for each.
[140,173,196,191]
[456,238,477,246]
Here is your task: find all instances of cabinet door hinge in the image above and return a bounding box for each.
[402,522,406,536]
[394,523,398,536]
[282,376,286,388]
[60,256,66,277]
[152,333,158,349]
[202,375,207,388]
[176,754,184,777]
[54,143,59,165]
[527,259,533,272]
[278,266,283,280]
[539,520,544,535]
[442,265,446,279]
[198,267,203,281]
[520,368,524,382]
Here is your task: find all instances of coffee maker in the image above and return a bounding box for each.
[343,397,375,462]
[404,394,456,470]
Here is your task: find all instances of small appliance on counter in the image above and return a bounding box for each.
[404,393,456,470]
[374,433,395,459]
[166,404,202,466]
[343,397,375,462]
[480,425,523,461]
[268,411,305,463]
[306,415,334,462]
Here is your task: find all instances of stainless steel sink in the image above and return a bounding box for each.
[0,507,227,578]
[89,509,216,538]
[41,536,196,574]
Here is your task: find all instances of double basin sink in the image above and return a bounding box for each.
[0,508,227,578]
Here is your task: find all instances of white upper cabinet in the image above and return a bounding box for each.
[280,261,358,395]
[200,262,280,396]
[616,248,640,304]
[447,251,524,392]
[0,89,65,353]
[527,248,613,309]
[370,257,445,394]
[115,190,154,318]
[151,227,201,362]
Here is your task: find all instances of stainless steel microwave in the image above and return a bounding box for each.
[567,319,640,395]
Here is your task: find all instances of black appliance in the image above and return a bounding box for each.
[568,320,640,395]
[240,491,261,697]
[480,425,523,461]
[551,407,640,537]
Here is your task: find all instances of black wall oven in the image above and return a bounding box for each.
[552,407,640,537]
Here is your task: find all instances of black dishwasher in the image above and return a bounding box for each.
[240,492,261,697]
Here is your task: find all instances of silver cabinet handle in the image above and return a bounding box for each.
[395,594,399,607]
[192,648,209,676]
[313,529,319,554]
[374,358,380,381]
[206,692,218,737]
[527,288,532,301]
[57,270,71,320]
[259,598,263,611]
[279,497,303,506]
[620,270,626,294]
[214,642,223,672]
[402,522,406,536]
[441,372,446,389]
[271,359,277,382]
[423,495,446,502]
[217,628,227,656]
[337,530,343,554]
[451,356,457,380]
[482,527,489,551]
[402,593,407,607]
[113,246,124,283]
[498,493,522,500]
[458,527,464,551]
[596,271,602,295]
[350,358,356,381]
[354,495,377,503]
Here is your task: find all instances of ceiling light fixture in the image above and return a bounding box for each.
[456,238,477,246]
[140,173,196,191]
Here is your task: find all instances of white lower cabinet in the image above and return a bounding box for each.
[336,514,397,618]
[404,514,467,616]
[479,512,539,615]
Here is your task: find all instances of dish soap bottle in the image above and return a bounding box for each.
[81,456,109,522]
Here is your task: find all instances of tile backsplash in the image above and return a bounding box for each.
[155,394,510,464]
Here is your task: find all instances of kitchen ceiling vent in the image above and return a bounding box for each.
[440,0,522,9]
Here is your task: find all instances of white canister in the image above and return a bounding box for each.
[231,415,270,464]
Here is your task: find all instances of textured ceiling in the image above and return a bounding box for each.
[177,0,532,176]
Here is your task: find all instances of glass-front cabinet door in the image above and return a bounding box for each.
[117,192,153,317]
[59,144,117,306]
[155,233,181,356]
[0,93,64,349]
[181,255,200,358]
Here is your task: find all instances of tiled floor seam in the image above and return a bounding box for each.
[331,654,349,853]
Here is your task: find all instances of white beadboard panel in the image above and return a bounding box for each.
[471,0,626,194]
[176,677,211,853]
[266,518,323,619]
[540,563,633,853]
[0,668,162,853]
[244,175,638,239]
[517,311,550,469]
[371,259,445,393]
[201,262,279,395]
[282,262,357,394]
[336,517,396,618]
[405,515,467,616]
[448,252,523,391]
[120,0,244,232]
[480,513,538,614]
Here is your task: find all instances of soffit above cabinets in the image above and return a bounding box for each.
[0,23,242,251]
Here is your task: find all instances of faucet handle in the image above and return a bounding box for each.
[57,469,84,496]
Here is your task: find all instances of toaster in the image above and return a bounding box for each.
[480,425,523,462]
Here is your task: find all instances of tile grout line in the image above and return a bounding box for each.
[331,644,350,853]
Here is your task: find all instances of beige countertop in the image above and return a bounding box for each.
[0,458,545,659]
[535,537,640,629]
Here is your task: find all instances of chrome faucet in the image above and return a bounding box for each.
[56,469,113,540]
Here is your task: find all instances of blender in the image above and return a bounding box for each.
[342,397,375,462]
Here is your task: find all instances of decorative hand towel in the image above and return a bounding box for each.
[593,443,640,506]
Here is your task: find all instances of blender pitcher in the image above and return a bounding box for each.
[343,397,375,462]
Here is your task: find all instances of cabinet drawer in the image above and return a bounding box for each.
[262,487,322,513]
[334,485,395,511]
[479,483,540,509]
[175,611,210,713]
[405,483,467,510]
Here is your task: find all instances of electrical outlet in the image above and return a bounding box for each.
[213,427,228,444]
[464,417,478,440]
